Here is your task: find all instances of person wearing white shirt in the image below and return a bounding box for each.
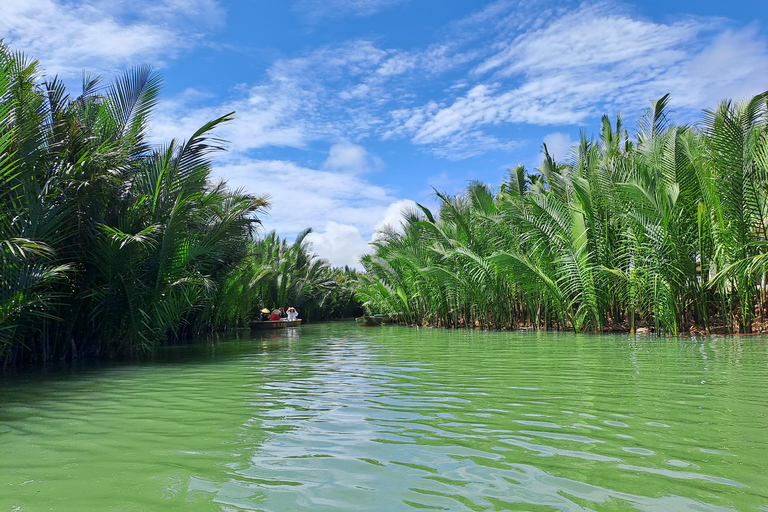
[286,307,298,321]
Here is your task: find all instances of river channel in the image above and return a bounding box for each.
[2,322,767,511]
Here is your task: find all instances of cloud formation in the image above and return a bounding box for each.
[305,198,418,269]
[7,1,767,161]
[390,3,768,152]
[305,222,371,269]
[10,0,766,266]
[151,1,768,163]
[209,153,413,266]
[150,41,395,151]
[214,158,394,235]
[323,144,384,174]
[541,132,575,163]
[374,199,418,233]
[0,0,222,78]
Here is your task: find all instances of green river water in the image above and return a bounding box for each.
[1,322,767,511]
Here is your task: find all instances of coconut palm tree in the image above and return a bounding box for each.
[0,43,271,362]
[358,91,768,336]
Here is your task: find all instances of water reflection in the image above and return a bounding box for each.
[2,325,767,511]
[185,328,768,511]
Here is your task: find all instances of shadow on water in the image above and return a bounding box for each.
[0,326,308,381]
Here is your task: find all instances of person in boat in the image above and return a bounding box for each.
[286,307,298,321]
[259,308,270,321]
[269,309,281,321]
[279,307,287,319]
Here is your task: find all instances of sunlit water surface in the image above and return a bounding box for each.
[2,323,768,511]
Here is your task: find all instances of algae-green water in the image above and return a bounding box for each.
[2,323,767,511]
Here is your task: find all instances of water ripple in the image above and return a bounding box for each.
[2,325,768,511]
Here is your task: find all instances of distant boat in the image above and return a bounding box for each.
[249,319,302,330]
[355,315,396,327]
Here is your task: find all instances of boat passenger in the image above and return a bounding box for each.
[270,309,281,321]
[279,307,287,319]
[286,307,298,321]
[259,308,270,321]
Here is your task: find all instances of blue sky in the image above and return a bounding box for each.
[3,0,768,267]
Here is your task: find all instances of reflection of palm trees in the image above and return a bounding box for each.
[359,92,768,335]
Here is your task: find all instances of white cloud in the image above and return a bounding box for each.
[325,144,366,172]
[151,41,393,151]
[387,3,768,154]
[34,0,762,267]
[209,145,420,267]
[306,222,371,269]
[541,132,574,163]
[323,143,385,173]
[151,88,309,152]
[149,33,489,158]
[214,158,393,236]
[8,0,767,166]
[374,199,418,233]
[420,44,481,75]
[304,199,419,268]
[0,0,222,78]
[474,6,699,77]
[376,54,417,76]
[652,25,768,110]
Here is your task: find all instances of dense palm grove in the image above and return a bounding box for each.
[358,93,768,336]
[4,42,768,366]
[0,46,360,365]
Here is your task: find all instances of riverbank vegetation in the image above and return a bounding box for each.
[0,45,360,365]
[357,92,768,336]
[224,230,363,327]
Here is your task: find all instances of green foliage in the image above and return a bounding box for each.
[359,92,768,335]
[0,43,360,365]
[210,230,362,327]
